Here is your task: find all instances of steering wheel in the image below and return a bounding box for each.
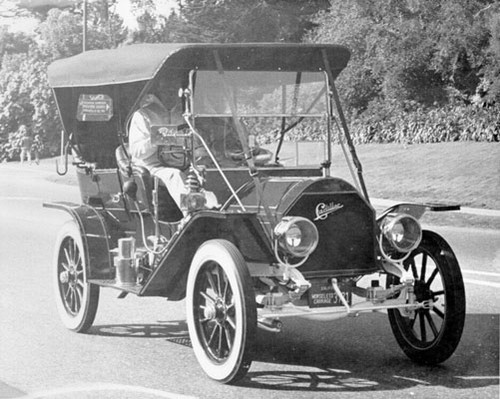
[227,147,273,166]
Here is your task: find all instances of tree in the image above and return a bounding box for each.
[0,50,61,160]
[306,0,494,113]
[37,4,125,59]
[0,1,127,161]
[122,0,186,44]
[173,0,329,43]
[36,8,83,58]
[0,27,34,61]
[475,4,500,103]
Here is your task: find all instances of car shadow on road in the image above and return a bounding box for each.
[88,313,498,394]
[89,320,192,347]
[240,313,499,393]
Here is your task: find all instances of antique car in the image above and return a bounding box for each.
[46,43,466,383]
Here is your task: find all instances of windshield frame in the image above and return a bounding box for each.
[184,67,335,173]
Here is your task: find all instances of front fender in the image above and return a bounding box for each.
[377,202,461,222]
[43,201,116,279]
[140,211,274,299]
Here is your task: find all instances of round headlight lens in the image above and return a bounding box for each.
[285,225,302,248]
[274,217,319,259]
[382,214,422,253]
[389,221,405,243]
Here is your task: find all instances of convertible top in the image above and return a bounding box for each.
[47,43,350,88]
[48,43,351,168]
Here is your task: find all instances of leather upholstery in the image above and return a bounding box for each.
[115,145,182,222]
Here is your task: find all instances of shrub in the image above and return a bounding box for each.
[257,103,499,145]
[349,103,500,144]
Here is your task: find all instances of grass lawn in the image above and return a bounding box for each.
[279,141,500,229]
[344,142,499,210]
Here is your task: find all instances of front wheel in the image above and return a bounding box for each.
[387,230,466,364]
[186,239,256,383]
[53,221,99,332]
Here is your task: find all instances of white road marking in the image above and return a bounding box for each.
[22,383,198,399]
[393,375,430,385]
[463,278,500,288]
[461,269,500,277]
[326,368,351,374]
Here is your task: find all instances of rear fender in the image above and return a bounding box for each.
[43,201,115,279]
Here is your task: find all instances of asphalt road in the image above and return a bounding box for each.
[0,162,498,399]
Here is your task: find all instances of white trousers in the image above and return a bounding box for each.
[150,167,188,210]
[150,167,219,211]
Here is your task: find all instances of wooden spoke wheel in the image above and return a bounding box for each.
[387,231,466,364]
[186,240,256,383]
[53,222,99,332]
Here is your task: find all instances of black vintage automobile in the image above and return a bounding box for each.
[46,43,465,383]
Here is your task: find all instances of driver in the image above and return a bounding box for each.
[194,117,272,168]
[128,92,219,212]
[194,117,243,168]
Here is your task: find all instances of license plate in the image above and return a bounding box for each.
[308,279,351,308]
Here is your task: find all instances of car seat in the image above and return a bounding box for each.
[115,145,183,222]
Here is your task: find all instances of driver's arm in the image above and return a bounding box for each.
[128,111,157,164]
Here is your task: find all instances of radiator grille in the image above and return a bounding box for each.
[285,192,378,277]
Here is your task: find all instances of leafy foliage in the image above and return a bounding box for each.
[349,101,500,144]
[121,0,185,43]
[36,9,83,58]
[0,2,126,161]
[0,27,34,60]
[306,0,496,109]
[37,6,125,58]
[480,7,500,102]
[175,0,329,43]
[0,50,61,161]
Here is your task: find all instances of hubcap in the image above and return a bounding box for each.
[215,299,227,324]
[59,270,69,284]
[204,303,215,320]
[397,249,446,345]
[414,280,433,301]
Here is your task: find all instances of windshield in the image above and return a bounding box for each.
[189,70,331,168]
[192,71,329,117]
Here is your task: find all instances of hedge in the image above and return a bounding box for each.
[349,104,500,144]
[256,104,500,145]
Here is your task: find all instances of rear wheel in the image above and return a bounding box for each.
[387,230,465,364]
[53,221,99,332]
[186,239,256,383]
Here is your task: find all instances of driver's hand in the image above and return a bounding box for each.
[194,145,209,162]
[191,165,206,185]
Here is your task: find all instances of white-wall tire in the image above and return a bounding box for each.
[186,239,256,383]
[53,221,99,332]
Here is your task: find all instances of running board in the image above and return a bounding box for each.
[88,279,142,295]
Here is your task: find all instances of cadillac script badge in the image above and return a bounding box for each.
[314,202,344,221]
